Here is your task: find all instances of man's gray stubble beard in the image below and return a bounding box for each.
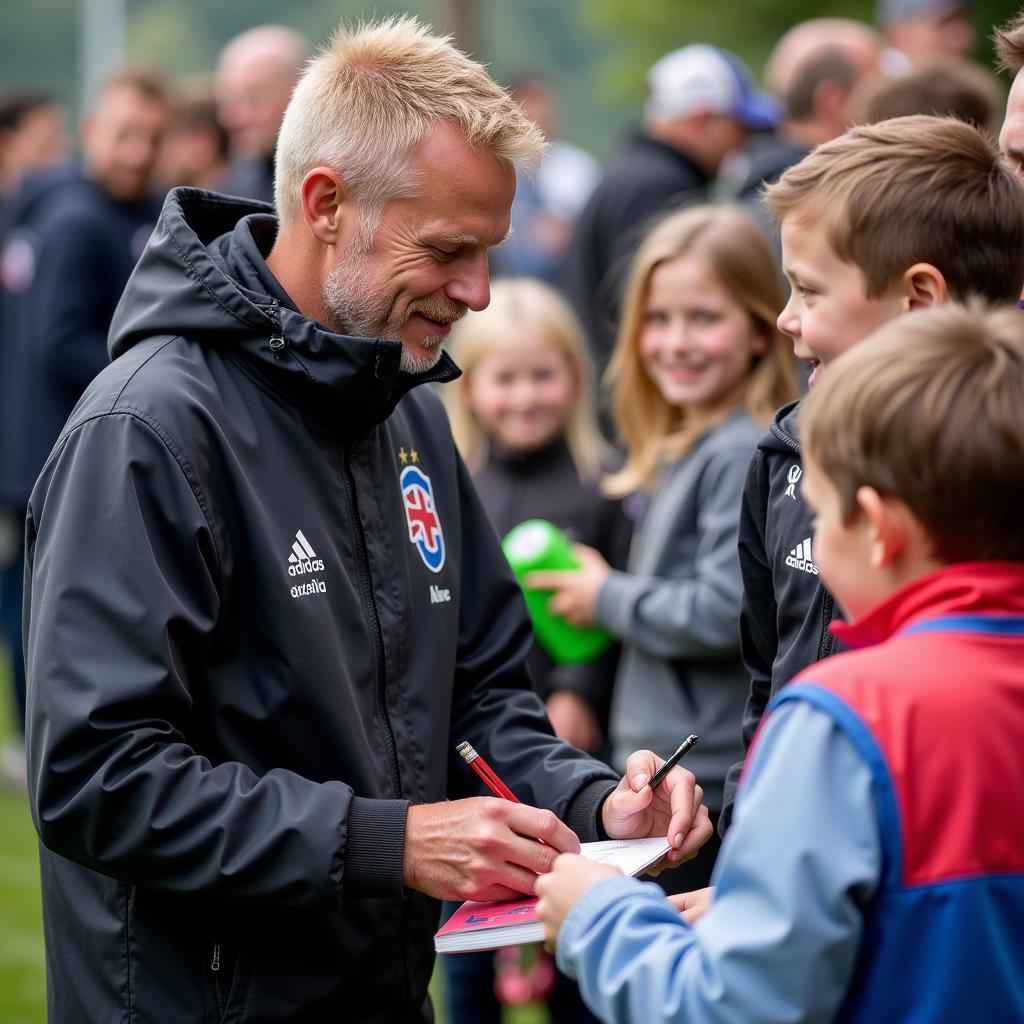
[322,249,444,375]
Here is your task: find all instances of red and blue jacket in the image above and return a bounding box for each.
[775,561,1024,1021]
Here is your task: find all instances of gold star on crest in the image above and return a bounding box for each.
[398,447,408,464]
[410,449,419,463]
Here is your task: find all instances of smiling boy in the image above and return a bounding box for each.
[719,114,1024,830]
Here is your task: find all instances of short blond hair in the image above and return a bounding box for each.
[604,205,797,497]
[764,115,1024,303]
[275,17,545,231]
[443,278,607,480]
[802,301,1024,563]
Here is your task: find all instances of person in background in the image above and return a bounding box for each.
[0,90,69,209]
[562,46,780,403]
[856,56,1002,134]
[532,205,796,895]
[215,23,307,204]
[0,67,168,786]
[0,87,70,786]
[731,19,881,232]
[537,301,1024,1024]
[490,76,601,282]
[878,0,975,75]
[995,8,1024,187]
[157,78,230,192]
[441,277,631,1022]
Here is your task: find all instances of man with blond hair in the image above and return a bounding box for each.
[24,19,710,1023]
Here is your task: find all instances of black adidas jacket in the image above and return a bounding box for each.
[719,400,840,833]
[24,188,619,1023]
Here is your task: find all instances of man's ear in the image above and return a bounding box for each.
[856,486,909,569]
[900,263,948,311]
[299,166,355,246]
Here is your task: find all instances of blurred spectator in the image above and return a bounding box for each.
[731,19,880,221]
[563,45,779,401]
[157,78,230,191]
[0,91,69,206]
[215,24,307,204]
[878,0,975,75]
[856,57,1002,133]
[996,9,1024,187]
[491,75,600,282]
[0,68,168,777]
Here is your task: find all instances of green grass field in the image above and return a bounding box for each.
[0,658,45,1024]
[0,658,547,1024]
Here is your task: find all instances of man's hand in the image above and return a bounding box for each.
[524,543,610,628]
[667,886,714,925]
[601,749,712,865]
[402,798,581,902]
[536,853,620,950]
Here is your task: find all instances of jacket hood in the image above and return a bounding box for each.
[758,398,802,456]
[108,187,459,428]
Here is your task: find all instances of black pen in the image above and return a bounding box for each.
[648,734,699,790]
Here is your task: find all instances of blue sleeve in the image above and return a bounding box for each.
[556,701,881,1024]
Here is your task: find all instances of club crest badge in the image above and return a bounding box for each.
[401,464,445,573]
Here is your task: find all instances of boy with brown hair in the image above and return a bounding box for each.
[535,301,1024,1023]
[719,113,1024,829]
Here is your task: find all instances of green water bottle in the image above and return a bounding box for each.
[502,519,611,665]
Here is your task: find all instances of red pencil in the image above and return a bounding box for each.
[456,741,520,803]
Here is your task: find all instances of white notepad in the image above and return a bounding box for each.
[435,836,670,953]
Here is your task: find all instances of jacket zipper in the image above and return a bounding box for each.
[210,943,223,1018]
[265,300,286,354]
[339,440,410,1008]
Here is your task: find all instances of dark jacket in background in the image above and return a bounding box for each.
[25,188,619,1024]
[734,133,809,241]
[719,401,841,832]
[562,133,709,385]
[473,439,633,730]
[219,154,276,206]
[0,163,160,506]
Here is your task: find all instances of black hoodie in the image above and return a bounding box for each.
[719,400,841,832]
[24,188,618,1023]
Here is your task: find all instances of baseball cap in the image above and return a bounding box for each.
[646,44,782,130]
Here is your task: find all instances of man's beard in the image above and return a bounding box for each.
[323,248,466,374]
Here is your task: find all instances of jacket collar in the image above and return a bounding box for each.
[108,188,460,434]
[830,562,1024,650]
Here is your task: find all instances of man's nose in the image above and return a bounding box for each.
[447,251,490,312]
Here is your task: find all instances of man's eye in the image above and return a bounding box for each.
[430,247,457,260]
